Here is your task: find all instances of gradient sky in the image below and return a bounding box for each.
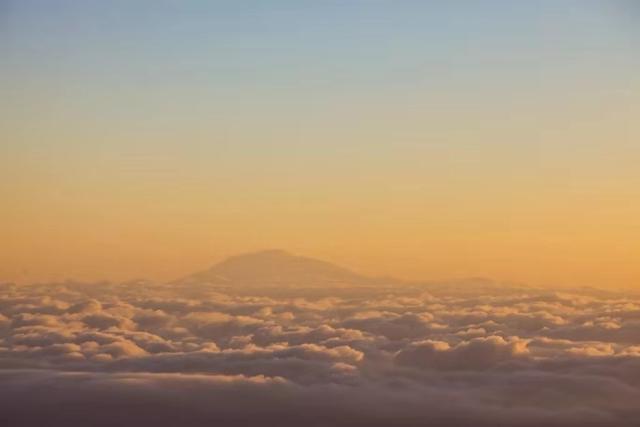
[1,0,639,287]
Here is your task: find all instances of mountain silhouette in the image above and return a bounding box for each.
[175,250,531,297]
[180,249,386,287]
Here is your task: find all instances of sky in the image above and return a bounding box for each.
[1,0,639,287]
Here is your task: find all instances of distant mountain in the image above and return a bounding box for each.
[179,249,388,288]
[175,250,537,297]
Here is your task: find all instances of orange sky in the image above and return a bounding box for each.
[1,2,639,288]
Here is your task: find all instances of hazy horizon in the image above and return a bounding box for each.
[3,248,636,293]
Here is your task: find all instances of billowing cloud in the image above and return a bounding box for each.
[395,335,529,370]
[1,278,640,426]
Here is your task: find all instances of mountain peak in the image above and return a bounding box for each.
[232,249,294,259]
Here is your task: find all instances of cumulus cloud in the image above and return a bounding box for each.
[1,277,640,426]
[395,335,529,370]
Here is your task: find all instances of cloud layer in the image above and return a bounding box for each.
[1,280,640,426]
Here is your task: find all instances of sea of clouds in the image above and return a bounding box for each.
[2,280,640,426]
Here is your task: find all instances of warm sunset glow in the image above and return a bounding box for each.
[3,1,639,288]
[1,1,639,426]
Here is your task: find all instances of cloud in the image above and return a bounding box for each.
[395,335,529,370]
[1,280,640,425]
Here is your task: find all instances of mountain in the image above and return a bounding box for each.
[175,250,534,297]
[180,249,387,288]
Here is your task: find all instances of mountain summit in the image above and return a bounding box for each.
[182,249,382,287]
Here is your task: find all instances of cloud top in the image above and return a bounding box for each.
[1,272,640,426]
